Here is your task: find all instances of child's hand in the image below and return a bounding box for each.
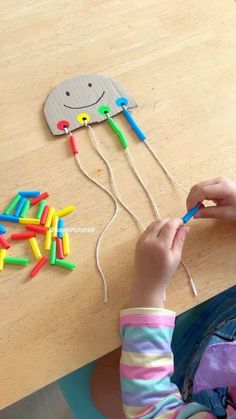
[187,177,236,220]
[130,218,189,308]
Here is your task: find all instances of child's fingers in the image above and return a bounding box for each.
[144,219,170,237]
[196,177,225,187]
[187,184,230,211]
[172,226,190,256]
[194,205,235,220]
[158,218,183,248]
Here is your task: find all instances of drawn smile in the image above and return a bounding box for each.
[64,91,105,110]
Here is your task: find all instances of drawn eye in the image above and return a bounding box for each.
[65,91,70,96]
[88,83,92,87]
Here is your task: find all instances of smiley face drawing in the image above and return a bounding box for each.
[44,74,137,136]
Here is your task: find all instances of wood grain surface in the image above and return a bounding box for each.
[1,0,236,409]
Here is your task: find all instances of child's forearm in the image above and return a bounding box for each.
[120,307,183,418]
[129,283,165,308]
[120,307,208,419]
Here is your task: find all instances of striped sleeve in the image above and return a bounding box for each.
[119,307,209,419]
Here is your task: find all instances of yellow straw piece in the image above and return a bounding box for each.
[45,229,52,251]
[29,237,42,260]
[55,205,75,218]
[62,232,70,256]
[0,249,7,271]
[51,215,58,238]
[45,207,55,229]
[19,217,40,225]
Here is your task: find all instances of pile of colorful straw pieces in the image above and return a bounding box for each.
[0,191,76,278]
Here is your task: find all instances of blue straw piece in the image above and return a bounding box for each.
[0,214,19,223]
[122,108,147,141]
[14,197,27,217]
[182,203,202,224]
[18,191,40,198]
[0,223,6,234]
[57,218,64,239]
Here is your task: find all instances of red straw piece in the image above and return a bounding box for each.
[69,134,78,155]
[56,237,64,259]
[31,192,49,206]
[0,235,10,249]
[30,256,48,278]
[26,224,47,234]
[11,232,36,240]
[40,205,49,225]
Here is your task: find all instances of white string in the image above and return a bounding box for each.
[144,141,189,194]
[152,202,197,298]
[153,205,197,298]
[124,146,197,298]
[180,259,198,296]
[68,125,197,299]
[125,148,161,219]
[86,124,145,232]
[74,152,119,304]
[142,141,197,296]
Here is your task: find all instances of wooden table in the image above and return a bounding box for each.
[1,0,236,409]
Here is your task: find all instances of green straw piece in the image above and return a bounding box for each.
[36,199,47,219]
[20,199,30,218]
[55,259,76,270]
[4,256,29,266]
[117,130,129,149]
[49,240,57,265]
[4,194,21,215]
[107,116,120,134]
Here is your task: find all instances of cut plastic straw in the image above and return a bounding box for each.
[19,191,40,198]
[4,194,21,215]
[11,232,35,240]
[62,232,70,256]
[14,197,27,217]
[45,230,52,250]
[0,224,6,234]
[0,214,19,223]
[29,237,42,260]
[55,259,76,270]
[25,224,47,234]
[30,256,48,278]
[0,235,10,249]
[51,215,58,238]
[31,192,49,205]
[56,237,64,259]
[19,218,40,225]
[57,218,64,239]
[49,241,57,265]
[20,199,30,218]
[182,203,202,224]
[4,256,29,265]
[45,207,55,229]
[55,206,75,218]
[36,199,47,219]
[0,249,7,271]
[40,205,49,225]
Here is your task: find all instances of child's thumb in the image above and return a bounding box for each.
[194,205,234,220]
[172,226,190,256]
